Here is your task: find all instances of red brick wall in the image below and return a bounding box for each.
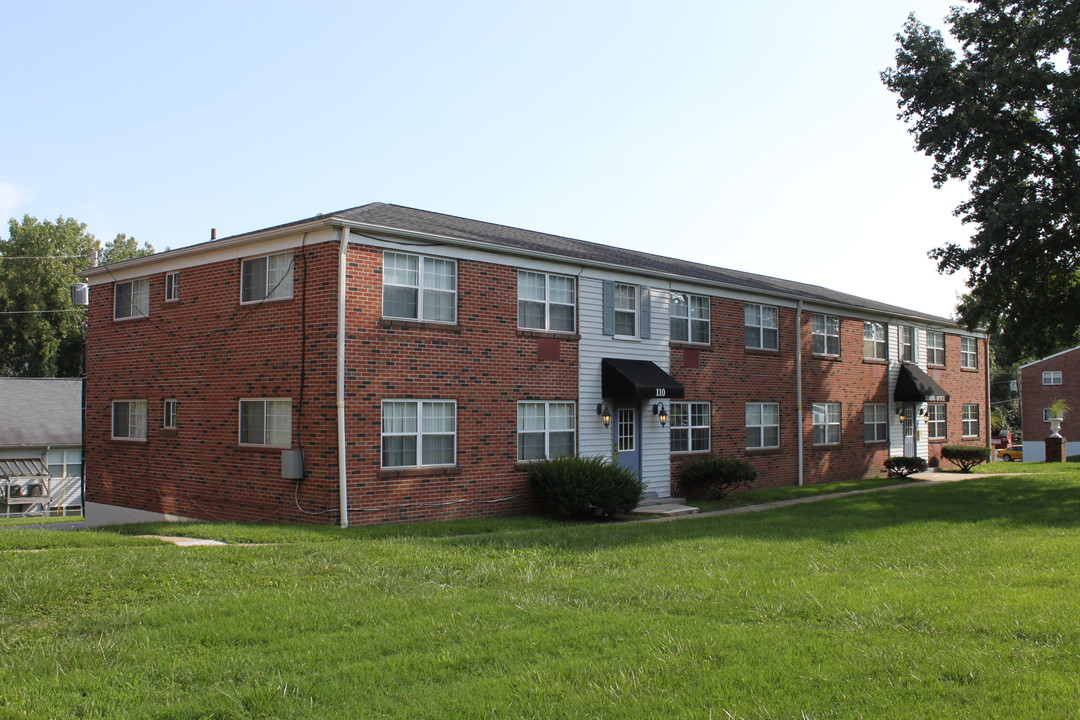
[925,333,987,465]
[1021,348,1080,443]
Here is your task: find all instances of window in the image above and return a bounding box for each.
[518,272,575,333]
[863,321,887,360]
[864,403,888,442]
[900,326,916,362]
[165,272,179,302]
[746,402,780,449]
[927,331,945,365]
[670,401,710,453]
[382,252,456,323]
[927,404,946,440]
[1044,408,1055,422]
[811,314,840,355]
[962,404,979,437]
[745,304,778,350]
[614,283,638,336]
[381,400,456,468]
[961,337,978,369]
[812,402,841,445]
[517,402,575,461]
[1043,370,1063,385]
[114,278,149,320]
[239,399,292,447]
[46,448,82,480]
[112,400,147,440]
[670,293,710,344]
[241,252,293,303]
[163,399,177,429]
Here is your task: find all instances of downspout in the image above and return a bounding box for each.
[985,335,992,459]
[795,300,804,486]
[336,227,349,528]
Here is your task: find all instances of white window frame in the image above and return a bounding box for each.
[164,272,179,302]
[163,399,178,430]
[961,404,979,437]
[927,404,946,440]
[382,251,457,324]
[1044,408,1055,422]
[670,401,710,453]
[111,400,147,441]
[1042,370,1062,385]
[960,337,978,369]
[900,326,916,362]
[745,304,779,350]
[863,322,887,360]
[517,271,575,333]
[812,402,841,445]
[670,293,711,344]
[381,400,457,468]
[613,283,638,338]
[746,402,780,449]
[863,403,888,442]
[811,313,840,356]
[517,401,576,461]
[114,278,150,320]
[240,252,293,304]
[238,398,292,447]
[926,331,945,365]
[46,448,82,480]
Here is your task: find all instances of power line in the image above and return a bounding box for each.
[0,309,85,315]
[0,255,91,260]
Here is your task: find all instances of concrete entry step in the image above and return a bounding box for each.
[631,502,699,517]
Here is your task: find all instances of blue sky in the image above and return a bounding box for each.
[3,0,972,318]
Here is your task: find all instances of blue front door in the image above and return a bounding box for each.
[614,404,641,478]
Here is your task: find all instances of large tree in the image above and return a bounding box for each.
[882,0,1079,362]
[0,216,153,377]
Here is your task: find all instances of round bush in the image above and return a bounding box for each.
[526,455,645,518]
[677,455,757,500]
[941,444,990,472]
[884,456,929,478]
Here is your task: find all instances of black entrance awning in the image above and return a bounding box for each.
[894,362,950,403]
[602,358,685,400]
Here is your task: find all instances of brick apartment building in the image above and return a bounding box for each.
[1019,346,1080,461]
[80,203,989,526]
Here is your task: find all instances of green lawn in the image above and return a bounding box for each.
[0,514,83,528]
[2,468,1079,719]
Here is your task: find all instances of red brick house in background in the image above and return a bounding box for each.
[1019,346,1080,461]
[80,203,989,526]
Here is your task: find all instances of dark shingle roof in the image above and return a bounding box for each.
[0,378,82,447]
[326,203,956,325]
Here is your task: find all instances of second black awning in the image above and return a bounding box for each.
[602,358,685,400]
[894,362,950,403]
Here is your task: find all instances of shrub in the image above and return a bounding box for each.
[884,456,928,478]
[941,445,990,473]
[526,455,644,518]
[677,455,757,500]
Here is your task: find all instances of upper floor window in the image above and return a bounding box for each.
[670,293,710,344]
[864,403,888,442]
[745,304,778,350]
[111,400,147,440]
[811,313,839,355]
[900,326,916,362]
[1042,370,1062,385]
[518,272,575,333]
[670,401,710,453]
[239,399,292,447]
[614,283,638,337]
[863,322,887,360]
[746,402,780,449]
[927,404,946,440]
[962,404,979,437]
[383,252,456,323]
[164,272,179,302]
[114,278,149,320]
[241,252,293,303]
[517,401,576,461]
[812,402,841,445]
[926,330,945,365]
[961,337,978,369]
[382,400,456,468]
[163,399,178,430]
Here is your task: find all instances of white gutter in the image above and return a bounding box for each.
[336,227,349,528]
[795,300,804,486]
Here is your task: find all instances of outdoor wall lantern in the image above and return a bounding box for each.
[596,403,612,428]
[654,402,668,427]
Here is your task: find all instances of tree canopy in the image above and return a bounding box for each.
[0,215,154,377]
[882,0,1079,363]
